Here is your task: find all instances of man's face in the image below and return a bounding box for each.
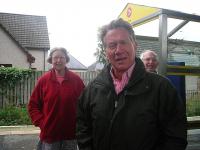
[142,52,159,72]
[104,27,137,73]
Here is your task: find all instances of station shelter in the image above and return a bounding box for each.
[119,3,200,115]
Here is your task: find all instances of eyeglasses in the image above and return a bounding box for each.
[106,39,131,51]
[142,58,157,62]
[52,56,66,61]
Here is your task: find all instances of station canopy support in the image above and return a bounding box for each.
[119,3,200,76]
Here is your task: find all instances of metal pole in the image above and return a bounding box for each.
[158,14,168,76]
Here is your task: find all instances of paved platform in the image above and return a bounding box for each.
[0,125,200,150]
[187,116,200,129]
[0,125,40,150]
[0,125,40,135]
[187,129,200,150]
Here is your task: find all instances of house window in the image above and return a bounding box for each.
[31,68,36,70]
[0,64,12,67]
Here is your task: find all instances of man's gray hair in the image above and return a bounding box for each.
[140,50,159,61]
[99,18,136,48]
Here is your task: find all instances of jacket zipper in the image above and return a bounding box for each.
[114,100,118,108]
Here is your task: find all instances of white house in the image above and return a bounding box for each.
[0,12,50,71]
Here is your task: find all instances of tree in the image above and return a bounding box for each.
[94,29,107,65]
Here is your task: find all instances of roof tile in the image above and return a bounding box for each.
[0,12,50,49]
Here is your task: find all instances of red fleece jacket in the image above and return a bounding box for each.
[28,68,84,143]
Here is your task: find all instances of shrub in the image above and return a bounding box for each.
[0,105,32,126]
[186,98,200,117]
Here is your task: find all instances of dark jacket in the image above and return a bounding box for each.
[76,58,187,150]
[28,68,84,143]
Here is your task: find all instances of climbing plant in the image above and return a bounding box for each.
[0,67,32,88]
[0,67,33,106]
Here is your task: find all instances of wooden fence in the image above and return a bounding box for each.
[0,70,200,116]
[0,71,98,108]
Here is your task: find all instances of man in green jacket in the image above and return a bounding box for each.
[76,18,187,150]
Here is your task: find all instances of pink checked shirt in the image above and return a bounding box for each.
[110,63,135,95]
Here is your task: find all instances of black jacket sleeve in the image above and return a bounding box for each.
[156,78,188,150]
[76,85,93,150]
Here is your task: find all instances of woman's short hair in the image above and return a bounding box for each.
[47,47,70,64]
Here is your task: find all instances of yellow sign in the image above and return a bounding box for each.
[119,3,160,26]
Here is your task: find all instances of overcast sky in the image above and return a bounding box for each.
[0,0,199,66]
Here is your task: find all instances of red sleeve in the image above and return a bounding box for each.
[28,78,44,128]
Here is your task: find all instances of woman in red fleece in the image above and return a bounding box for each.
[28,47,85,150]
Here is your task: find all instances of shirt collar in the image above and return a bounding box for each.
[110,63,135,81]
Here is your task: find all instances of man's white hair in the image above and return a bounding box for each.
[140,50,158,61]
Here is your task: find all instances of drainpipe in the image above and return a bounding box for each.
[43,50,46,71]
